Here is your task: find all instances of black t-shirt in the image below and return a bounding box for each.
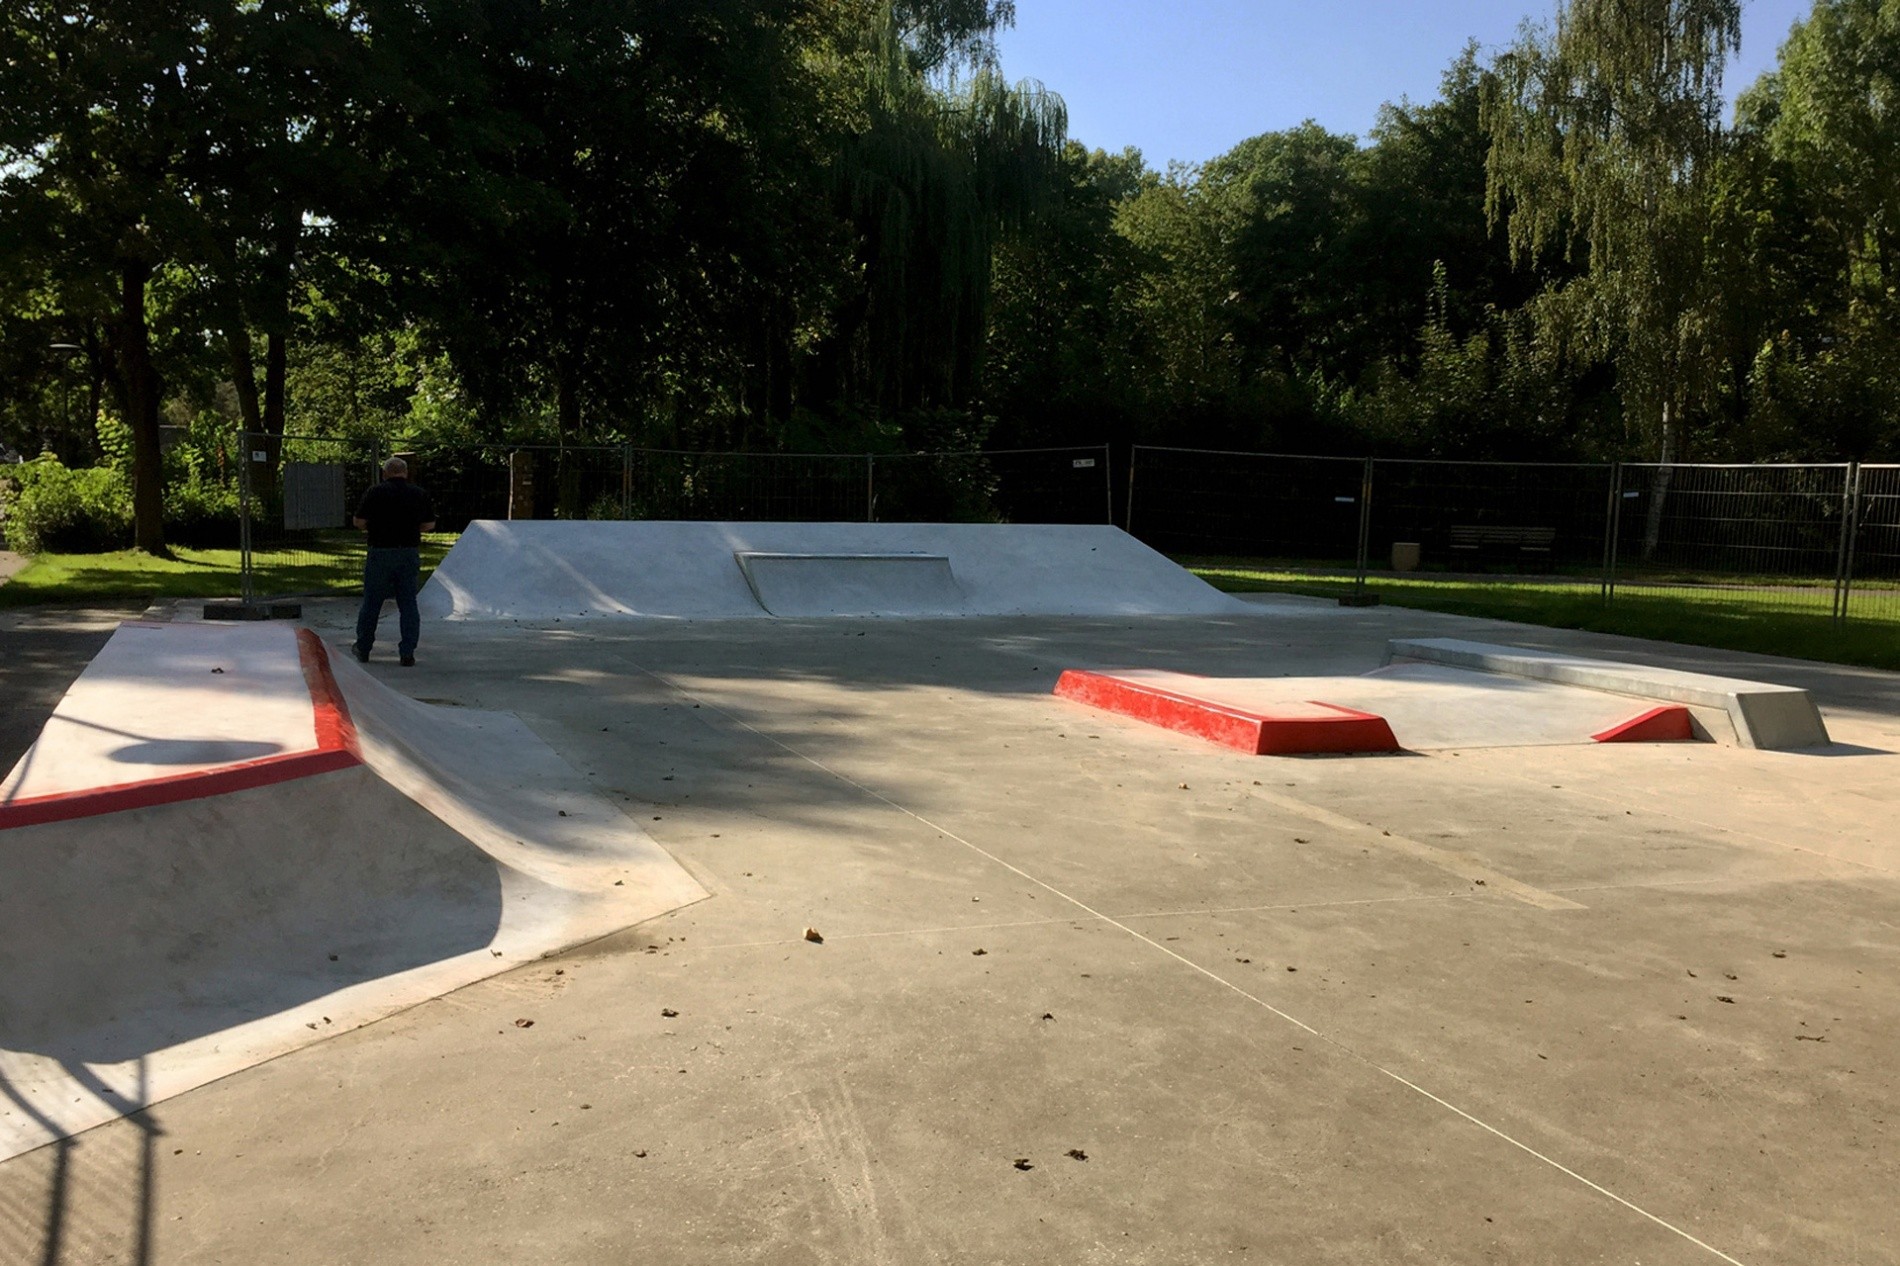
[356,479,435,548]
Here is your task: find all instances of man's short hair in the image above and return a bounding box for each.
[382,457,408,478]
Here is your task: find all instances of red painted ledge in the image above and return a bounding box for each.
[0,628,362,832]
[1054,669,1400,756]
[1592,705,1696,743]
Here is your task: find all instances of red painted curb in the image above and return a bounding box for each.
[296,627,360,757]
[0,627,363,832]
[1054,670,1401,756]
[1592,705,1696,743]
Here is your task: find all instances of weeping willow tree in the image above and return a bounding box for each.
[812,8,1065,432]
[1481,0,1741,473]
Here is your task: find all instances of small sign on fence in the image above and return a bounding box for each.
[1072,458,1096,469]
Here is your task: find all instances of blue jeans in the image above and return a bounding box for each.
[355,547,422,658]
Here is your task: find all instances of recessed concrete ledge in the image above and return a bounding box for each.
[1383,636,1832,750]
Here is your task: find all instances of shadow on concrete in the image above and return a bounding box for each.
[0,1062,159,1266]
[0,767,502,1068]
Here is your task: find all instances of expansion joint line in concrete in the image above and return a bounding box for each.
[634,664,1750,1266]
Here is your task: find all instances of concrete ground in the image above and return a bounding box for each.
[4,596,1898,1265]
[0,604,140,777]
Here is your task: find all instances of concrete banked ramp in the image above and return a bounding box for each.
[418,521,1251,620]
[0,621,705,1161]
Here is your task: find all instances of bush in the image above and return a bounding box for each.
[1,457,134,553]
[163,477,241,548]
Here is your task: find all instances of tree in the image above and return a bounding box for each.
[0,1,230,552]
[809,7,1065,438]
[1770,0,1900,300]
[1480,0,1742,464]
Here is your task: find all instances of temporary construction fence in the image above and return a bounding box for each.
[1125,446,1900,625]
[235,437,1113,601]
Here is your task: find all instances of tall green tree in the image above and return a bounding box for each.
[816,20,1065,432]
[0,1,229,551]
[1480,0,1742,464]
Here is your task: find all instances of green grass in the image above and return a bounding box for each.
[0,532,454,609]
[1181,557,1900,672]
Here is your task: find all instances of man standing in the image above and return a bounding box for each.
[351,456,436,666]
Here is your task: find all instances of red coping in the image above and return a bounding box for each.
[1054,669,1400,756]
[0,626,362,832]
[1591,704,1696,743]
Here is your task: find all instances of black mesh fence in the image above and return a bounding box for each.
[628,450,869,521]
[1128,447,1366,564]
[1609,464,1853,615]
[1370,460,1614,576]
[236,437,1113,598]
[1125,446,1900,622]
[1843,465,1900,622]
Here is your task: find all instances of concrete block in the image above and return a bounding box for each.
[1384,637,1831,750]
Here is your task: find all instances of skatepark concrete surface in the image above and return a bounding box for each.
[4,577,1900,1262]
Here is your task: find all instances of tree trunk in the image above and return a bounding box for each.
[226,323,264,434]
[1640,399,1674,562]
[555,348,584,520]
[263,329,287,437]
[109,260,167,556]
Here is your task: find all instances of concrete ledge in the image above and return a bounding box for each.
[1384,637,1831,750]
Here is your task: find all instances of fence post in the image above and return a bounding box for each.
[865,453,875,522]
[1101,444,1114,525]
[239,432,256,607]
[621,444,633,520]
[1604,462,1625,603]
[1835,462,1861,623]
[1124,446,1140,537]
[1352,457,1374,600]
[1599,463,1619,602]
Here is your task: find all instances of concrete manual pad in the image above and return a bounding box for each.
[0,622,705,1161]
[734,550,963,617]
[417,520,1251,619]
[1064,663,1696,751]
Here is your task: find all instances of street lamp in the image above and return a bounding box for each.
[48,343,82,458]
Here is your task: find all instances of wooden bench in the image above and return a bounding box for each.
[1448,525,1555,563]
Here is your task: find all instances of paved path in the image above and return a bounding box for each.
[0,550,26,585]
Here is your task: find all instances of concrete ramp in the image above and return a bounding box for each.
[0,621,705,1161]
[418,521,1250,620]
[736,551,963,617]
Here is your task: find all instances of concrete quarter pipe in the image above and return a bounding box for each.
[0,621,704,1161]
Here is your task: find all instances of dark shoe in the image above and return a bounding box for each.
[400,654,416,667]
[352,643,370,663]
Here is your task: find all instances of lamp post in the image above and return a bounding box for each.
[48,343,82,458]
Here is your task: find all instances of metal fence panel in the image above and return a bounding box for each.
[1370,459,1614,579]
[1845,464,1900,623]
[1610,464,1851,616]
[1129,447,1367,565]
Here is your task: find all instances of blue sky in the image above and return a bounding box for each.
[996,0,1816,166]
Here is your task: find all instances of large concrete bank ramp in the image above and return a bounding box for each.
[0,621,704,1161]
[418,521,1251,620]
